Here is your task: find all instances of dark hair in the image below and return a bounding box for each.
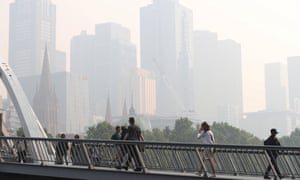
[129,117,135,125]
[60,133,65,138]
[201,121,210,131]
[121,126,127,131]
[115,126,120,130]
[74,134,80,139]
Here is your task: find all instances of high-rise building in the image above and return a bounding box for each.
[288,56,300,113]
[9,1,67,134]
[193,31,219,121]
[264,63,289,111]
[9,0,56,77]
[71,23,137,117]
[52,50,67,73]
[140,0,193,116]
[193,31,243,127]
[217,40,243,127]
[133,69,156,115]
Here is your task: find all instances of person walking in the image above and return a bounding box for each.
[264,128,283,179]
[124,117,144,172]
[16,136,27,163]
[56,133,69,165]
[197,121,216,178]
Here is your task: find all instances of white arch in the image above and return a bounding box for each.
[0,61,47,138]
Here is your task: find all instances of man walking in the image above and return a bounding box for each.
[124,117,144,172]
[264,128,283,179]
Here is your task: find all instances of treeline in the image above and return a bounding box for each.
[280,128,300,146]
[86,118,262,145]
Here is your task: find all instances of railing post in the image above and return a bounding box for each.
[135,143,147,173]
[82,143,94,170]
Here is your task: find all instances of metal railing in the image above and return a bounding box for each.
[0,136,299,179]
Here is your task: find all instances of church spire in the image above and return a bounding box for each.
[32,45,58,136]
[122,98,128,118]
[129,93,136,117]
[40,44,52,92]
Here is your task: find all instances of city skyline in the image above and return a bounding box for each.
[1,0,300,113]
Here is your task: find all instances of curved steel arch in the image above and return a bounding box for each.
[0,60,47,138]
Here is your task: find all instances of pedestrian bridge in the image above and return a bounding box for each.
[0,137,299,180]
[0,59,299,180]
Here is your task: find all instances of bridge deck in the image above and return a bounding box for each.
[0,137,299,180]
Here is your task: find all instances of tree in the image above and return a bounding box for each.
[86,122,114,139]
[170,117,198,143]
[280,128,300,146]
[16,127,24,137]
[143,128,168,142]
[211,122,261,145]
[16,127,53,137]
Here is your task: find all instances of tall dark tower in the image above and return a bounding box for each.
[33,46,58,136]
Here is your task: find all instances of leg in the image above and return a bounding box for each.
[17,151,21,162]
[64,154,68,165]
[271,157,282,177]
[208,153,216,177]
[21,150,26,163]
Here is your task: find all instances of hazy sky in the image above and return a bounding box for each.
[1,0,300,112]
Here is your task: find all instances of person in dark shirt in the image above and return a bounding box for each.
[124,117,144,172]
[121,126,128,140]
[56,133,69,165]
[111,126,121,140]
[264,128,283,179]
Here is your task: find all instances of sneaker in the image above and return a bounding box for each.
[134,168,142,172]
[114,165,122,169]
[264,175,271,179]
[279,175,285,179]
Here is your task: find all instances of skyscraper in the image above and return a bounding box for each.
[288,56,300,113]
[217,40,243,127]
[133,69,156,115]
[264,63,289,111]
[9,0,56,77]
[140,0,193,116]
[71,23,137,117]
[193,31,243,127]
[193,31,219,121]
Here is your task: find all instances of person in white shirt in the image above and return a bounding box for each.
[197,121,216,177]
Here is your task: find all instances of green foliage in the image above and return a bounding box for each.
[280,128,300,146]
[86,121,114,140]
[211,122,261,145]
[16,127,24,137]
[170,117,198,142]
[16,127,53,137]
[144,128,169,142]
[85,118,262,145]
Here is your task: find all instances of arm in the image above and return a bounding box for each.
[139,134,144,141]
[197,127,205,139]
[124,133,129,140]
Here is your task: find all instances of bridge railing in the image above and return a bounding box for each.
[0,136,299,179]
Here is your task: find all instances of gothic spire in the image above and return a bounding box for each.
[105,95,112,123]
